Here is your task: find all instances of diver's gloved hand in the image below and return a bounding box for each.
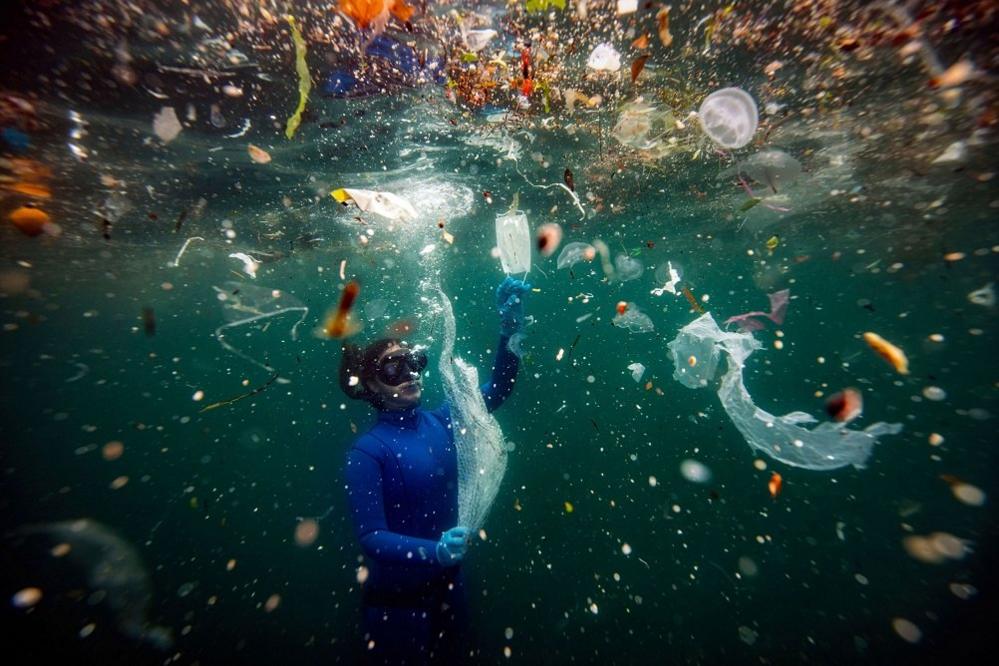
[436,526,470,567]
[496,276,533,337]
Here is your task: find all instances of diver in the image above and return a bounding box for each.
[339,276,531,664]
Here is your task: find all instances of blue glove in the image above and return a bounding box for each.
[496,276,533,337]
[436,526,470,566]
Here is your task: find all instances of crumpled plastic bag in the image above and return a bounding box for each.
[668,313,902,470]
[331,188,418,221]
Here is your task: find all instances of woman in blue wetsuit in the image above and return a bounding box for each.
[339,277,531,664]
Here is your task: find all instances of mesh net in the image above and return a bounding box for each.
[432,285,514,531]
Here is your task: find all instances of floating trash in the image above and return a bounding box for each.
[587,43,621,71]
[738,150,801,194]
[557,242,596,270]
[679,459,712,483]
[613,304,655,333]
[627,362,646,382]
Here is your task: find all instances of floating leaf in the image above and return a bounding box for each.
[631,54,649,84]
[740,197,763,211]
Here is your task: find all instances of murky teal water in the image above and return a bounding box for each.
[2,1,997,664]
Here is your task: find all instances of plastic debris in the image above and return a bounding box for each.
[651,261,682,296]
[724,289,790,331]
[617,0,637,15]
[587,43,622,72]
[152,106,182,143]
[8,206,51,237]
[862,331,910,375]
[668,313,902,470]
[496,194,531,274]
[556,242,596,270]
[627,362,646,382]
[825,388,863,424]
[697,87,758,149]
[613,303,654,333]
[739,150,801,194]
[968,283,995,307]
[284,15,311,140]
[229,252,260,278]
[331,188,418,221]
[212,282,308,375]
[463,29,497,52]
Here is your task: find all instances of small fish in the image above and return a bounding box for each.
[320,281,362,339]
[862,332,909,375]
[768,472,783,498]
[563,168,575,192]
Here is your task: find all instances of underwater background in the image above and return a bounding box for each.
[1,1,997,664]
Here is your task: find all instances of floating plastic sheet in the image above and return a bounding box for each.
[212,281,308,376]
[698,87,758,149]
[627,362,646,382]
[587,43,622,71]
[668,313,902,470]
[332,187,418,221]
[431,284,513,532]
[739,149,802,194]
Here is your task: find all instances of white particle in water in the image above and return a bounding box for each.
[891,617,922,644]
[949,582,977,600]
[922,386,946,401]
[679,459,712,483]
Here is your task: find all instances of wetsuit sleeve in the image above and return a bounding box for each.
[480,334,519,413]
[345,446,446,567]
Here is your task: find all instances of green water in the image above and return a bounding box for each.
[1,1,997,664]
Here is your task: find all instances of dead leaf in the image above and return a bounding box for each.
[657,6,673,47]
[631,55,650,84]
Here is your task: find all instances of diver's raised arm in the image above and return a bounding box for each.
[481,277,532,412]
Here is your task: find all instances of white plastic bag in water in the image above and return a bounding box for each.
[496,195,531,274]
[331,188,418,221]
[668,312,901,470]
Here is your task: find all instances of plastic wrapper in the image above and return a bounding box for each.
[668,313,902,470]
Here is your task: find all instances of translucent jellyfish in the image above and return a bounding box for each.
[556,242,596,270]
[698,87,758,149]
[613,304,654,333]
[739,150,802,194]
[10,519,173,649]
[668,313,902,470]
[614,254,644,281]
[968,283,995,307]
[612,99,674,150]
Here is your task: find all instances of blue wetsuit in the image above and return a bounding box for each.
[345,334,519,663]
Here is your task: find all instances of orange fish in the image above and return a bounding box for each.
[337,0,413,30]
[321,281,362,338]
[768,472,783,499]
[862,332,909,375]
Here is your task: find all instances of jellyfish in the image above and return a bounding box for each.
[613,304,655,333]
[698,87,758,149]
[739,150,802,194]
[614,254,644,281]
[556,242,596,270]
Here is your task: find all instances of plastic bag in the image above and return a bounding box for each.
[668,313,901,470]
[331,188,418,221]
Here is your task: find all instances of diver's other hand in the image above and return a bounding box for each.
[436,526,470,566]
[496,276,533,337]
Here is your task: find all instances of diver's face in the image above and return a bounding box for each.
[369,344,424,411]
